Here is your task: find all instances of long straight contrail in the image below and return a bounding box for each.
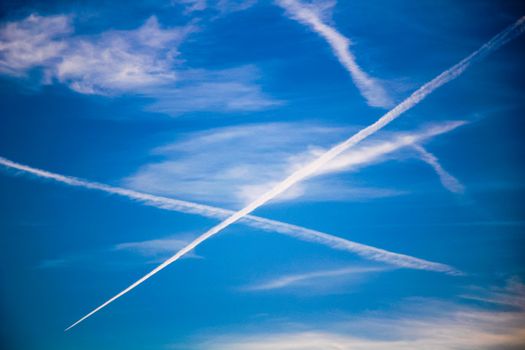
[276,0,392,108]
[0,122,461,273]
[65,15,525,331]
[0,150,457,273]
[413,145,465,194]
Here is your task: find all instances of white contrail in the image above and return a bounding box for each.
[65,16,525,330]
[412,144,465,194]
[0,156,230,219]
[276,0,392,108]
[0,154,456,274]
[278,0,463,200]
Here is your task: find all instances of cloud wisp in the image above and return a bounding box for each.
[114,236,203,261]
[0,15,188,93]
[65,16,525,330]
[37,235,201,270]
[242,265,387,291]
[276,0,393,108]
[0,155,455,274]
[0,15,280,115]
[144,65,283,115]
[0,14,72,76]
[186,279,525,350]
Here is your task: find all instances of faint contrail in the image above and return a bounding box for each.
[0,153,456,273]
[0,122,462,272]
[276,0,392,107]
[65,16,525,330]
[413,145,465,194]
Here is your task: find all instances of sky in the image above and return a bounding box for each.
[0,0,524,349]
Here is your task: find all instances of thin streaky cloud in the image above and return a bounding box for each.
[0,15,280,115]
[114,236,203,260]
[0,155,454,274]
[412,144,465,194]
[276,0,393,108]
[243,265,387,291]
[66,16,525,330]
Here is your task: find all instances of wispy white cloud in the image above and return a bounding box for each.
[0,14,72,76]
[178,0,208,13]
[145,65,284,115]
[54,16,188,95]
[125,120,464,206]
[114,236,202,260]
[178,0,258,14]
[66,17,524,330]
[461,278,525,310]
[184,280,525,350]
[38,234,201,270]
[242,265,387,292]
[0,15,188,92]
[0,14,280,114]
[276,0,393,108]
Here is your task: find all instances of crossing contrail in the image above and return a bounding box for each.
[276,0,392,108]
[65,15,525,331]
[0,122,462,273]
[0,152,457,273]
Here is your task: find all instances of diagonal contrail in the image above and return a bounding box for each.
[0,146,458,274]
[276,0,392,108]
[0,122,462,274]
[65,15,525,331]
[413,144,465,194]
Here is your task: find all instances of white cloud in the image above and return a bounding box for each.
[38,233,201,269]
[0,14,281,114]
[124,121,464,206]
[242,265,388,292]
[0,14,188,93]
[115,235,203,260]
[183,280,525,350]
[145,65,284,115]
[0,14,72,76]
[461,278,525,310]
[177,0,258,14]
[179,0,208,13]
[54,16,188,95]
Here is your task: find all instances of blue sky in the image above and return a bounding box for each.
[0,0,525,349]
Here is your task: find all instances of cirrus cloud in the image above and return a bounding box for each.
[0,13,281,115]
